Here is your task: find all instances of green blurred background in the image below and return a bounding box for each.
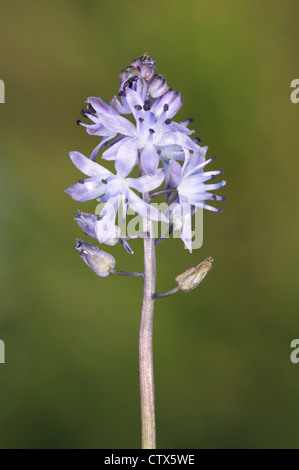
[0,0,298,449]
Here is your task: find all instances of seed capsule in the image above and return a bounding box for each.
[75,240,116,277]
[175,257,213,293]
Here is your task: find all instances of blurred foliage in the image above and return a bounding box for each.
[0,0,299,449]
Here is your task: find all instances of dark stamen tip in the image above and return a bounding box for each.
[212,195,217,200]
[157,149,162,155]
[143,102,151,111]
[194,136,201,142]
[149,128,155,134]
[76,239,82,248]
[220,169,224,175]
[78,179,85,184]
[218,209,223,214]
[101,179,108,184]
[124,198,129,204]
[87,104,96,114]
[119,90,126,97]
[139,117,144,122]
[134,104,142,110]
[76,119,81,125]
[222,196,227,202]
[211,155,216,161]
[76,210,81,217]
[211,175,216,180]
[163,104,169,111]
[81,109,89,118]
[188,118,194,123]
[97,215,102,220]
[165,119,172,125]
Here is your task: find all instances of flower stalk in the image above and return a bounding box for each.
[139,191,157,448]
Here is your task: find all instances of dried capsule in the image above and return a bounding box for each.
[175,257,213,293]
[75,240,116,277]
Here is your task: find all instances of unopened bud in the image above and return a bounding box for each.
[130,54,156,70]
[75,240,116,277]
[140,65,155,81]
[75,211,97,239]
[175,257,213,293]
[148,74,169,98]
[119,66,139,83]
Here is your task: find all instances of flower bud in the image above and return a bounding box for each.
[148,74,169,98]
[75,211,97,239]
[139,65,155,81]
[130,54,156,70]
[175,257,213,293]
[119,66,139,83]
[75,240,116,277]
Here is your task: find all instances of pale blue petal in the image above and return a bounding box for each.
[151,90,183,119]
[168,160,182,187]
[127,191,168,222]
[181,211,193,252]
[114,138,138,177]
[75,211,97,239]
[102,139,124,160]
[140,145,160,175]
[86,96,117,115]
[125,88,145,120]
[127,168,165,192]
[110,96,131,114]
[69,151,112,178]
[97,113,136,137]
[65,177,105,202]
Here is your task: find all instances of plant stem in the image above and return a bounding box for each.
[110,269,144,278]
[154,286,179,299]
[139,191,156,449]
[149,188,177,199]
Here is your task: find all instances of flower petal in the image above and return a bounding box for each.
[186,147,208,171]
[110,96,131,114]
[75,211,97,238]
[102,139,125,160]
[89,137,116,162]
[69,151,112,178]
[162,132,200,152]
[168,160,182,187]
[65,177,105,202]
[127,168,165,193]
[86,96,117,115]
[151,90,183,119]
[114,138,138,177]
[127,190,168,222]
[181,211,193,252]
[96,198,121,245]
[168,121,195,135]
[84,122,116,137]
[140,145,160,175]
[125,88,146,120]
[97,113,136,137]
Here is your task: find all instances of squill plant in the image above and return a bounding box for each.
[66,54,226,449]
